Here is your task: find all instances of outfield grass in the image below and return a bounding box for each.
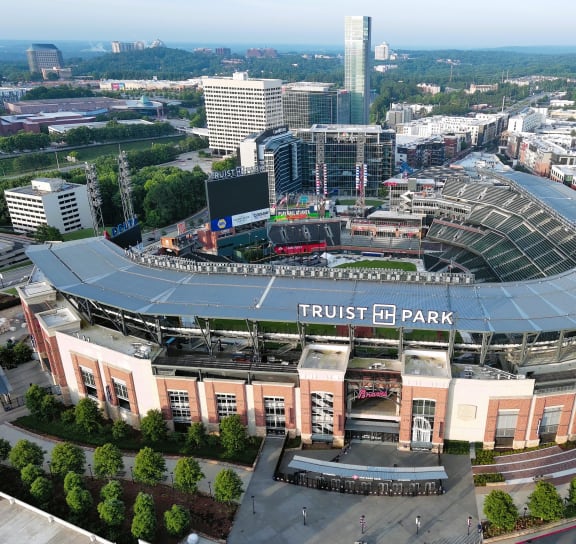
[335,260,417,271]
[63,228,96,241]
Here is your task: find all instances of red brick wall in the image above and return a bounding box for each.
[252,384,296,430]
[485,398,532,443]
[204,381,247,426]
[399,385,449,445]
[156,378,201,422]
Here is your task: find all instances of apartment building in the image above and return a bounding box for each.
[5,177,91,234]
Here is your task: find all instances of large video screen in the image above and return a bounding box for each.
[267,219,342,247]
[207,172,270,231]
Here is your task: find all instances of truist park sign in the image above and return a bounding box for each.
[297,303,454,326]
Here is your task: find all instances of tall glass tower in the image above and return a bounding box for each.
[344,16,371,125]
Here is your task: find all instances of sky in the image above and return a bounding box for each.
[5,0,576,51]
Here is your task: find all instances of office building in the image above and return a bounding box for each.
[239,126,303,206]
[344,16,371,124]
[26,44,64,74]
[375,42,390,61]
[295,124,395,197]
[5,177,92,234]
[202,72,284,154]
[282,82,350,129]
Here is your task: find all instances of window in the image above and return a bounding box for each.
[81,368,97,398]
[311,392,333,436]
[411,399,436,445]
[496,410,518,438]
[216,393,237,421]
[264,396,285,433]
[169,390,191,423]
[540,407,561,437]
[113,380,130,411]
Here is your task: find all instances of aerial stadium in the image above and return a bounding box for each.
[18,164,576,454]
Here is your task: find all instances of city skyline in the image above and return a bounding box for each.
[2,0,575,50]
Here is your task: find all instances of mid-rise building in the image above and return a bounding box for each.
[295,124,395,197]
[26,44,64,74]
[282,82,350,129]
[507,107,545,133]
[111,41,146,53]
[202,72,284,154]
[344,16,371,124]
[239,126,303,206]
[5,177,92,234]
[374,42,390,61]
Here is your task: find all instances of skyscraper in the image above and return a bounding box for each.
[344,16,371,124]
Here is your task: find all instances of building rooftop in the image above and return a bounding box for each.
[403,350,450,378]
[299,344,351,373]
[0,493,113,544]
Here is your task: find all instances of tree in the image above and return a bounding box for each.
[111,418,130,441]
[140,409,168,443]
[33,224,63,243]
[74,397,101,434]
[133,446,166,486]
[214,468,244,503]
[528,481,564,522]
[30,476,52,507]
[21,463,44,488]
[25,384,47,417]
[64,471,85,494]
[9,439,44,470]
[131,492,156,541]
[51,442,86,477]
[219,414,247,456]
[483,489,518,531]
[98,498,126,527]
[66,486,93,515]
[568,476,576,506]
[94,443,124,479]
[13,342,33,365]
[0,437,11,461]
[40,394,61,421]
[174,456,204,494]
[164,504,191,537]
[100,479,123,501]
[186,421,207,450]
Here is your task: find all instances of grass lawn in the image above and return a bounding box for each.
[73,136,185,161]
[335,260,417,271]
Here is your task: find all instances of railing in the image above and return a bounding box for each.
[125,249,475,285]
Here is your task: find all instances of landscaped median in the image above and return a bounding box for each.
[0,386,264,543]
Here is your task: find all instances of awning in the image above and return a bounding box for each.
[287,455,448,481]
[345,419,399,433]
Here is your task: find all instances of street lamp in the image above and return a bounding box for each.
[467,516,472,535]
[523,506,528,518]
[208,481,212,498]
[251,495,255,515]
[130,466,134,483]
[87,463,93,480]
[302,506,307,526]
[360,514,366,534]
[416,515,421,535]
